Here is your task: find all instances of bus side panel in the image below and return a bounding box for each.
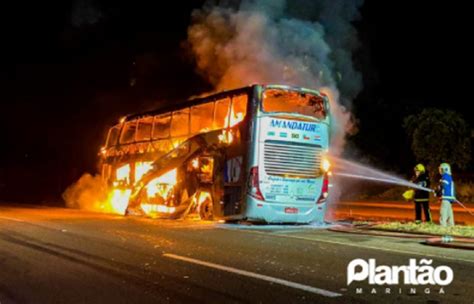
[219,90,254,219]
[237,86,263,221]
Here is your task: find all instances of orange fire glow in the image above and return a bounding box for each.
[191,158,199,169]
[197,191,212,205]
[140,168,179,216]
[225,105,244,128]
[104,188,131,215]
[115,164,131,185]
[135,161,153,183]
[141,204,176,214]
[218,130,234,144]
[146,168,178,198]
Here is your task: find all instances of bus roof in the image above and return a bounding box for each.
[124,86,253,122]
[123,84,324,122]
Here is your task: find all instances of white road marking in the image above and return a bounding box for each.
[163,253,342,298]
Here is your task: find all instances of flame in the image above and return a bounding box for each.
[141,204,176,214]
[201,163,212,174]
[218,130,234,144]
[218,99,244,144]
[141,169,178,216]
[172,138,186,148]
[146,169,177,198]
[191,158,199,169]
[105,188,131,215]
[229,110,244,127]
[116,164,131,183]
[224,105,244,128]
[198,191,212,205]
[135,161,153,183]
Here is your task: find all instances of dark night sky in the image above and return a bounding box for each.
[0,1,472,202]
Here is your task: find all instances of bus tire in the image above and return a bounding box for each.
[199,195,214,221]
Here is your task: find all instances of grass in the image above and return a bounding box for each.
[373,221,474,238]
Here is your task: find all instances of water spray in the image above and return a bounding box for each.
[330,156,409,183]
[329,156,434,192]
[334,172,434,192]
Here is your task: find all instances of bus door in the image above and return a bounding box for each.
[222,154,244,216]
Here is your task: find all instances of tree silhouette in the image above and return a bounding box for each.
[404,108,471,177]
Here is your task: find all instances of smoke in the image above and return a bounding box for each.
[71,0,103,27]
[62,173,108,211]
[187,0,363,154]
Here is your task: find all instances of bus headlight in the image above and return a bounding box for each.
[322,158,331,173]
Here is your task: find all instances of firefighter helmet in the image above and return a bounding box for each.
[414,164,425,173]
[439,163,451,175]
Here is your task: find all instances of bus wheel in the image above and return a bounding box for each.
[198,194,214,221]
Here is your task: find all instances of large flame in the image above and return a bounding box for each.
[135,161,153,183]
[115,164,131,184]
[101,162,150,215]
[106,188,131,215]
[141,204,176,214]
[224,104,245,128]
[146,168,177,199]
[140,168,179,216]
[218,104,243,144]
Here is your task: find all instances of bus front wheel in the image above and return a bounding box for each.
[198,193,214,221]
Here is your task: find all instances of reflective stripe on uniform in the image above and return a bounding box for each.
[442,196,456,200]
[414,198,429,202]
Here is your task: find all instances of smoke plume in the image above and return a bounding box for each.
[187,0,363,153]
[63,173,108,211]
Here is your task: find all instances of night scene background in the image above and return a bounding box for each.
[0,0,472,203]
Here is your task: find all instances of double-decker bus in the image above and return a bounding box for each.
[100,84,331,223]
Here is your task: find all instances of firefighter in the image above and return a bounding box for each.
[411,164,431,223]
[436,163,456,227]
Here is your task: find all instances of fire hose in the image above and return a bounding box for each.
[454,199,474,216]
[429,189,474,216]
[423,189,474,217]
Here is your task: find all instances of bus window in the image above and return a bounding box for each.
[120,120,137,144]
[171,108,190,137]
[106,125,120,147]
[230,95,248,127]
[152,114,171,139]
[213,98,231,129]
[262,89,326,119]
[136,116,153,141]
[191,102,214,134]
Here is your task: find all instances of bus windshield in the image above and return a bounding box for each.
[262,89,326,119]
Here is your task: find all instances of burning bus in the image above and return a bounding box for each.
[99,84,331,223]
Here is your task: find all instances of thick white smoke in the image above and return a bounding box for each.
[187,0,363,154]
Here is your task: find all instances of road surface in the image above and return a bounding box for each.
[328,200,474,225]
[1,204,473,303]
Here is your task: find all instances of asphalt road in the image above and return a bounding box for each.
[328,200,474,225]
[1,204,473,304]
